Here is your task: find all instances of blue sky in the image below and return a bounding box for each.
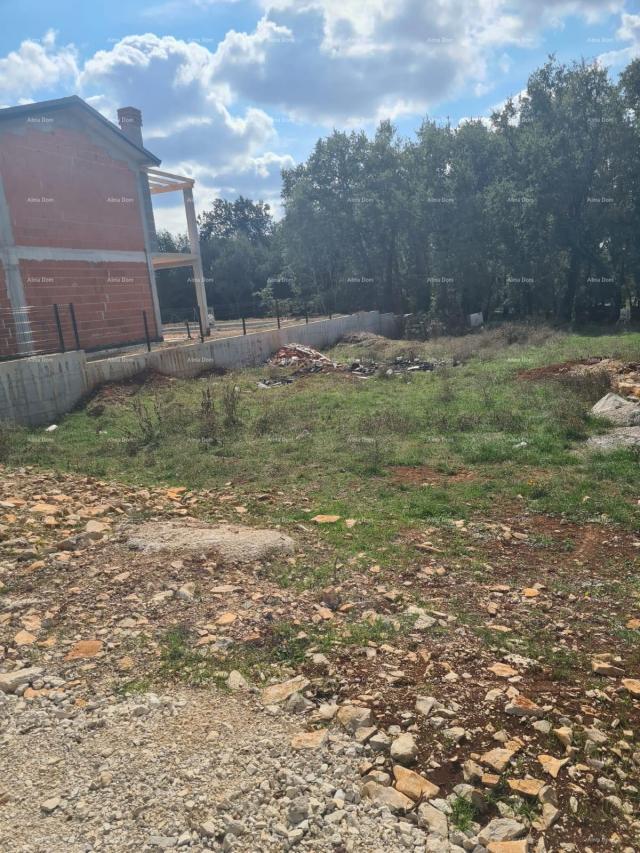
[1,0,639,232]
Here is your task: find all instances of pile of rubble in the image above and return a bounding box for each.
[589,392,640,450]
[259,343,448,387]
[269,344,336,371]
[574,358,640,399]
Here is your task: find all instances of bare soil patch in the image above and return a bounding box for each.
[388,465,476,485]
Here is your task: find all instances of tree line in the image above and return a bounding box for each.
[156,56,640,331]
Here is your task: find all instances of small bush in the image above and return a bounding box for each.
[198,387,220,442]
[449,795,477,831]
[557,370,611,404]
[551,395,589,441]
[221,381,243,430]
[124,397,164,450]
[0,421,21,462]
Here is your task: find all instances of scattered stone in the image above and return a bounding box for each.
[290,729,328,750]
[226,670,249,691]
[480,746,519,773]
[621,678,640,697]
[463,760,484,783]
[505,695,541,718]
[13,630,36,646]
[587,426,640,450]
[177,582,196,601]
[287,797,310,826]
[40,797,61,814]
[507,778,545,797]
[417,802,448,837]
[553,726,573,748]
[591,393,640,426]
[537,754,569,778]
[216,611,237,626]
[592,658,624,677]
[393,765,439,801]
[85,519,109,538]
[369,731,391,752]
[478,818,526,845]
[336,704,373,733]
[390,733,417,766]
[261,676,310,705]
[443,726,466,745]
[0,667,43,694]
[489,662,518,678]
[415,696,439,717]
[64,639,103,661]
[487,842,529,853]
[361,782,413,813]
[315,703,338,721]
[538,802,560,830]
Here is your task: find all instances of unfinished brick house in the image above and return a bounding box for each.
[0,95,209,358]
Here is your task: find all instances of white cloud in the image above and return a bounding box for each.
[79,33,289,217]
[597,12,640,67]
[0,30,78,99]
[211,0,629,126]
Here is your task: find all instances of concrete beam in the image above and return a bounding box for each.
[13,247,148,263]
[182,186,211,333]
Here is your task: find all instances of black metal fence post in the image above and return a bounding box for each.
[305,305,309,324]
[276,299,281,329]
[53,304,65,352]
[242,316,247,335]
[196,305,205,342]
[186,320,192,340]
[142,310,151,352]
[69,303,80,350]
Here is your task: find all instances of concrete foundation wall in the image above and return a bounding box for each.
[0,350,88,427]
[0,311,398,426]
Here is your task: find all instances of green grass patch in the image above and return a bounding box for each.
[4,330,639,533]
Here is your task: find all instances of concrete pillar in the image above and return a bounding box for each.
[183,186,212,333]
[136,171,163,340]
[0,176,34,354]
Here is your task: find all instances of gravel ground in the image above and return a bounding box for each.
[1,685,427,853]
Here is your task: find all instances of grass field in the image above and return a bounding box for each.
[4,325,640,535]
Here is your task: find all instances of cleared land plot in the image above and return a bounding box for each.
[1,325,639,851]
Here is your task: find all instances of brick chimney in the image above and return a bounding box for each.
[117,106,144,148]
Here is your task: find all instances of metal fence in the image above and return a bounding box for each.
[0,301,343,362]
[0,302,158,360]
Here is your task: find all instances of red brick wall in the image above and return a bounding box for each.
[20,260,158,353]
[0,126,146,251]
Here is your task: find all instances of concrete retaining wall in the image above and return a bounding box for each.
[0,311,398,427]
[0,350,88,427]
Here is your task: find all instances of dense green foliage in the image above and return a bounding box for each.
[162,57,640,329]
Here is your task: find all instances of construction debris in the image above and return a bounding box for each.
[521,357,640,399]
[269,344,335,369]
[259,343,447,387]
